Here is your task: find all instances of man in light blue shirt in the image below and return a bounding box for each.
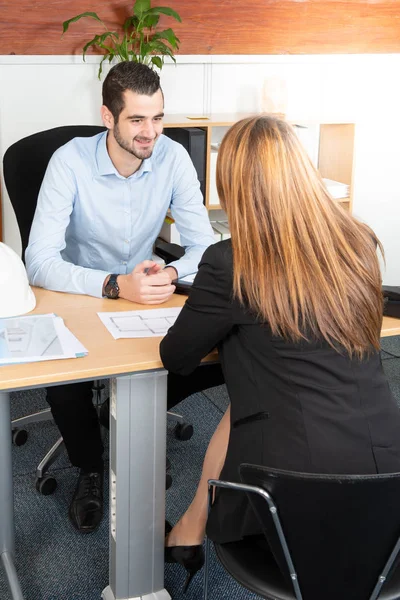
[25,62,222,534]
[26,79,214,302]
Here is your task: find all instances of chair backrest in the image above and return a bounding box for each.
[239,464,400,600]
[3,125,106,260]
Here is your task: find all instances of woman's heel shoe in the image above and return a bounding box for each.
[165,544,205,593]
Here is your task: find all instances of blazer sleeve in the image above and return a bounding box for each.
[160,242,234,376]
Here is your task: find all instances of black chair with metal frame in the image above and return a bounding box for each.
[205,465,400,600]
[3,124,192,494]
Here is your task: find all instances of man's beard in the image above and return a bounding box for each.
[113,123,156,160]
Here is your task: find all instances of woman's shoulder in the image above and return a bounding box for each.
[200,239,233,268]
[195,240,233,296]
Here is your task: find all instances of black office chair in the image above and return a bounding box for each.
[205,465,400,600]
[3,125,192,494]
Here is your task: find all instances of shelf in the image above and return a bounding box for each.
[162,117,355,215]
[163,114,357,129]
[163,113,260,128]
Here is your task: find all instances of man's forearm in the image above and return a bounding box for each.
[27,254,109,298]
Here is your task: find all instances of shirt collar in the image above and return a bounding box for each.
[96,131,153,177]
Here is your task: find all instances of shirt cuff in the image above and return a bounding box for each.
[165,260,181,279]
[84,269,111,298]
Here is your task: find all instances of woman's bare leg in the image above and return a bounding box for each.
[166,405,231,547]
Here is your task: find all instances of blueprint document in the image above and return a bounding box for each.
[98,307,182,339]
[0,313,88,365]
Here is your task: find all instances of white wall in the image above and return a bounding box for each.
[0,54,399,283]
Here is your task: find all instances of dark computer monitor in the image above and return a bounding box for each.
[163,127,207,199]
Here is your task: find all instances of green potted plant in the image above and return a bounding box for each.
[62,0,181,79]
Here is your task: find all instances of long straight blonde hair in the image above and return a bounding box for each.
[216,115,384,357]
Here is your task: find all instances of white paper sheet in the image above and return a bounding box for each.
[97,307,182,339]
[0,313,88,365]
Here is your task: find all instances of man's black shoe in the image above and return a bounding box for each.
[69,467,104,533]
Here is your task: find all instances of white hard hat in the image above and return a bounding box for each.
[0,242,36,318]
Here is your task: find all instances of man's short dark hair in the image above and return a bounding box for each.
[102,62,162,122]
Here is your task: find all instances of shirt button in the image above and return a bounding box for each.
[124,239,129,244]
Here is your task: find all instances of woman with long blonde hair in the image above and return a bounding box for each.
[160,115,400,591]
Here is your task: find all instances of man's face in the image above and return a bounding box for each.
[112,89,164,160]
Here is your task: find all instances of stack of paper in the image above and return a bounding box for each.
[323,178,350,200]
[0,313,88,366]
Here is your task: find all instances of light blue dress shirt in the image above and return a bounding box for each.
[26,131,215,298]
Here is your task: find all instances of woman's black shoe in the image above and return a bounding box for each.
[165,544,204,593]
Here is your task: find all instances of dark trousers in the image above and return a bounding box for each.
[46,363,224,472]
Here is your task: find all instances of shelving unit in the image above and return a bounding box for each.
[163,114,355,214]
[318,123,355,213]
[163,113,253,212]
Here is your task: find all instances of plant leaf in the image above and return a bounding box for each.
[152,28,179,49]
[134,0,151,18]
[147,40,177,64]
[83,34,103,59]
[137,29,144,61]
[147,6,182,22]
[83,35,101,59]
[98,51,114,80]
[140,42,152,56]
[62,12,104,34]
[120,33,130,61]
[82,31,119,59]
[142,14,160,28]
[149,39,174,56]
[123,15,140,32]
[151,56,163,69]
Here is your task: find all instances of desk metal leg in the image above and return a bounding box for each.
[102,370,171,600]
[0,392,24,600]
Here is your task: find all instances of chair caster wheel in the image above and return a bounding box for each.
[166,473,173,490]
[36,475,57,495]
[12,428,28,446]
[174,423,194,441]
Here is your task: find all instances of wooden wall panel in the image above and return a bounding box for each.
[1,0,400,56]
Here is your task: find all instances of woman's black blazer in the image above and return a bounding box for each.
[160,240,400,543]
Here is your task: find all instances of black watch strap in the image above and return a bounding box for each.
[104,274,120,299]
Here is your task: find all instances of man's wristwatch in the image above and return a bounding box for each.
[104,274,120,299]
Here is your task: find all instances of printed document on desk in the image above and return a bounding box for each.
[0,313,88,365]
[98,307,182,339]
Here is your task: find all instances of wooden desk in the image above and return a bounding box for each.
[381,316,400,338]
[0,289,189,392]
[0,289,193,600]
[0,289,399,600]
[0,289,396,391]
